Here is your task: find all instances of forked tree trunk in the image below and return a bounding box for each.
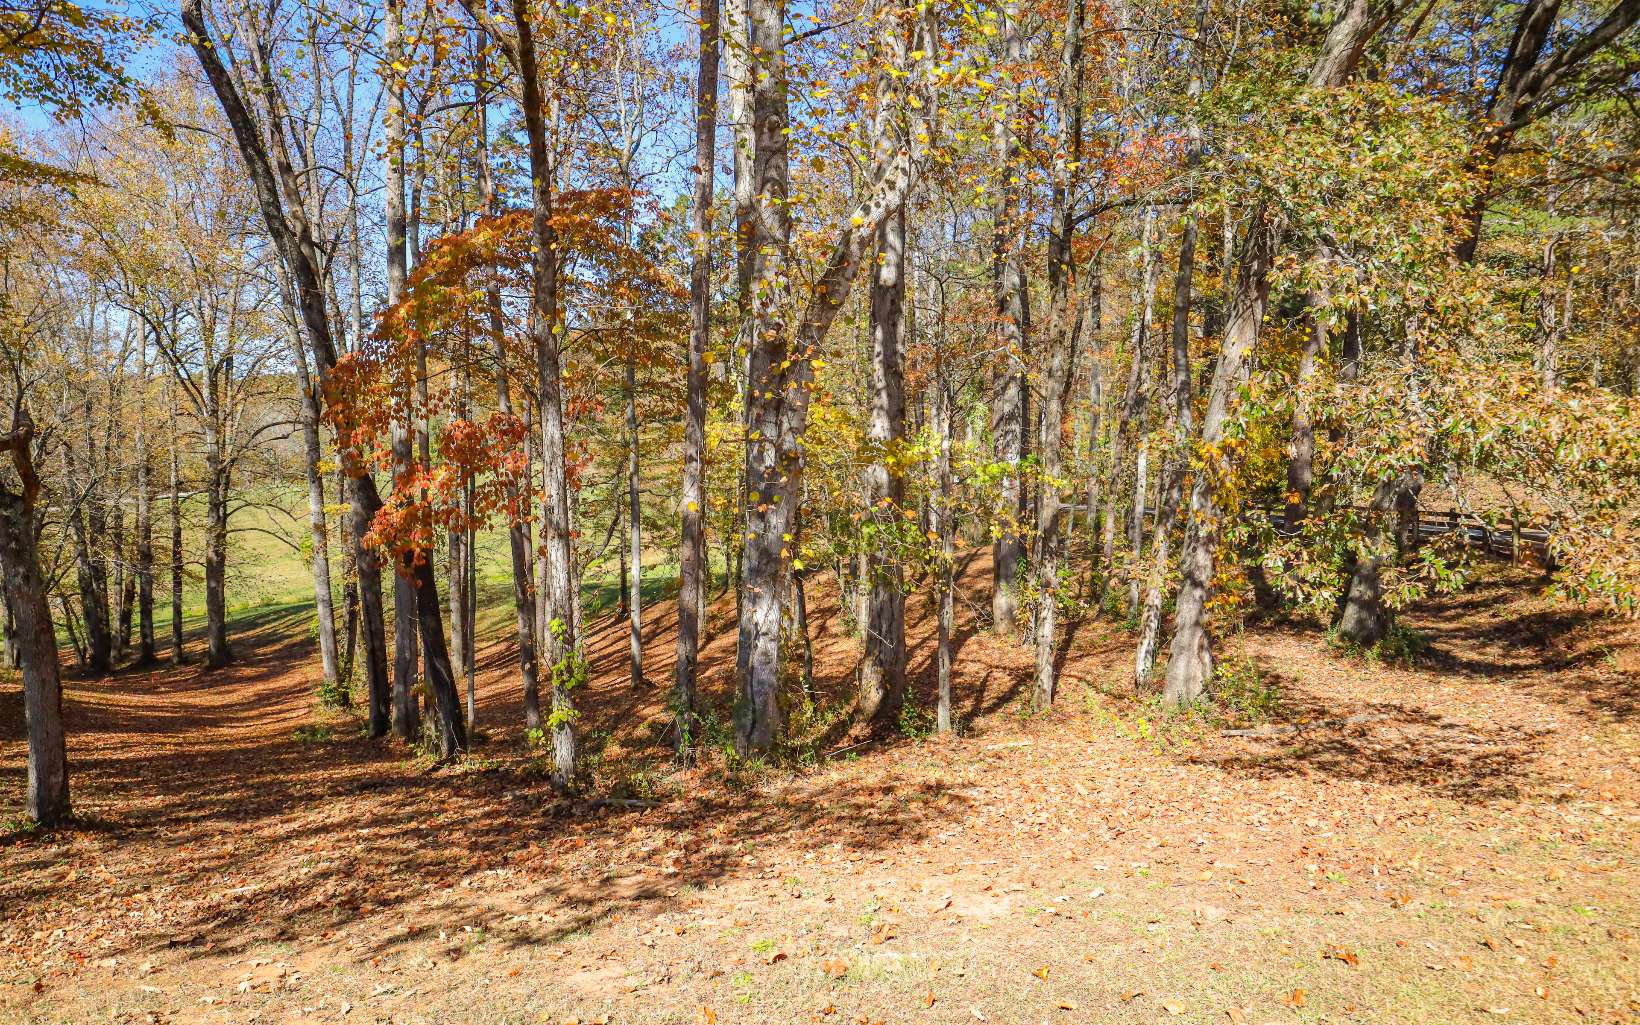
[1161,0,1389,705]
[184,0,423,748]
[733,0,933,754]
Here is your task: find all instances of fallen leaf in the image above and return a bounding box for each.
[822,958,850,980]
[1322,944,1360,966]
[697,1006,717,1025]
[1032,966,1050,981]
[1162,999,1187,1015]
[923,990,936,1008]
[1120,990,1143,1003]
[1057,1000,1078,1011]
[1283,989,1308,1008]
[1226,1008,1246,1024]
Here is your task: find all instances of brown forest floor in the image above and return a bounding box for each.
[2,555,1637,1025]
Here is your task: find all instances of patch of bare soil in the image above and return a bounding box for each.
[2,560,1636,1025]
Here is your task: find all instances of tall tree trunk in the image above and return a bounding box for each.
[474,28,541,730]
[625,358,643,687]
[935,381,955,734]
[385,0,419,742]
[733,0,932,753]
[184,0,406,743]
[168,382,184,666]
[674,0,717,755]
[291,327,340,690]
[0,417,69,826]
[452,0,582,783]
[989,0,1028,638]
[858,205,907,728]
[135,347,156,666]
[1031,0,1086,709]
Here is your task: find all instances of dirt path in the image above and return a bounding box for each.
[3,565,1636,1025]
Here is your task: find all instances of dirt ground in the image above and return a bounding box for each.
[2,557,1637,1025]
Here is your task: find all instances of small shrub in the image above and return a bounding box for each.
[1211,655,1283,725]
[315,674,352,710]
[897,690,936,741]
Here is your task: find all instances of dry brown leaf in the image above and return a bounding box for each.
[822,958,850,979]
[1322,944,1360,966]
[1032,966,1050,981]
[1057,1000,1078,1011]
[696,1006,717,1025]
[1162,999,1187,1015]
[1119,990,1143,1003]
[1282,988,1308,1008]
[923,990,936,1008]
[1226,1008,1247,1024]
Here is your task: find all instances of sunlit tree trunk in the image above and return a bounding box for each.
[675,0,717,755]
[858,204,907,728]
[0,416,68,826]
[988,0,1028,637]
[1031,0,1086,710]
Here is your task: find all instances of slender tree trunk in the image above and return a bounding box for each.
[454,0,583,783]
[385,0,419,742]
[291,330,339,690]
[0,419,69,826]
[625,357,643,687]
[675,0,717,754]
[135,353,156,666]
[110,498,128,664]
[935,382,955,734]
[168,384,184,666]
[989,0,1029,638]
[473,32,541,731]
[1031,0,1086,709]
[858,204,908,728]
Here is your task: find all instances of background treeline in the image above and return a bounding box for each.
[2,0,1637,825]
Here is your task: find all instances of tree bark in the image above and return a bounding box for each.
[1031,0,1086,710]
[0,416,69,826]
[733,0,933,754]
[988,0,1029,638]
[291,327,339,690]
[675,0,717,755]
[625,357,643,687]
[858,204,907,728]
